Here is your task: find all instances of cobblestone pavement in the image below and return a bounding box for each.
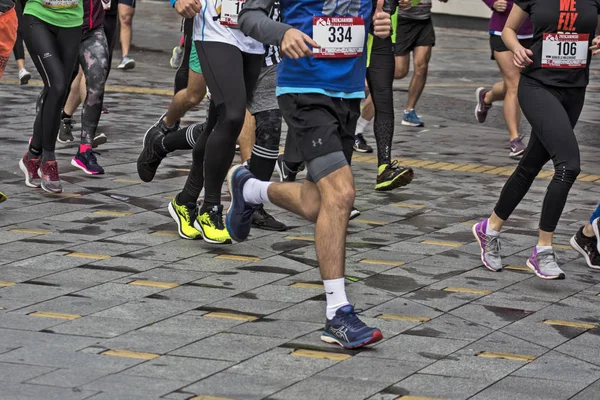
[1,3,600,399]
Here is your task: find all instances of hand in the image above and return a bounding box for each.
[398,0,412,10]
[175,0,201,18]
[590,36,600,56]
[373,0,392,39]
[281,28,320,59]
[493,0,507,12]
[513,46,533,68]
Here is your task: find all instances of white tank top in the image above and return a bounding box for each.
[193,1,264,54]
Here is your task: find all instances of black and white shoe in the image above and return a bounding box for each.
[350,207,361,220]
[274,155,298,182]
[570,226,600,270]
[593,218,600,254]
[353,133,373,153]
[251,205,287,231]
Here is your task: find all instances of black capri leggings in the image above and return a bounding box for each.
[24,15,81,156]
[494,74,585,232]
[103,12,118,79]
[367,36,396,167]
[12,0,25,61]
[174,18,194,95]
[178,41,262,211]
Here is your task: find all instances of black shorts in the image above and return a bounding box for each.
[278,93,359,164]
[394,17,435,56]
[118,0,135,8]
[489,35,533,60]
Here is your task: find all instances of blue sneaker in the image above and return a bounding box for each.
[401,109,424,127]
[321,305,383,349]
[226,165,259,242]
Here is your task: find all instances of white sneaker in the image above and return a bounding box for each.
[19,69,31,85]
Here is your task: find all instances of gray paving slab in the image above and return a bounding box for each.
[124,355,232,382]
[470,376,589,400]
[268,375,388,400]
[79,373,188,397]
[385,374,494,400]
[0,383,98,400]
[511,351,600,384]
[182,372,294,400]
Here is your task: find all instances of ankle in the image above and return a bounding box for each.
[79,144,92,153]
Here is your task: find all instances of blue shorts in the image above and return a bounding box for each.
[118,0,135,8]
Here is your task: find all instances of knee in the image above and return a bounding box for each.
[413,62,429,76]
[394,65,409,79]
[221,104,246,133]
[50,79,69,100]
[554,162,581,184]
[120,14,133,25]
[324,183,355,211]
[185,88,205,107]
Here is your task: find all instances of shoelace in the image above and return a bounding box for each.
[44,162,59,181]
[486,235,501,254]
[538,250,559,269]
[339,307,367,330]
[209,206,226,230]
[388,160,400,171]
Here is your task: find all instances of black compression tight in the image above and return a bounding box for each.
[367,36,395,167]
[12,0,25,60]
[250,109,282,181]
[163,122,205,152]
[494,75,585,232]
[178,41,262,212]
[24,15,81,158]
[174,18,194,95]
[103,13,118,79]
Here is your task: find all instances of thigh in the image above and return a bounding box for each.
[414,19,435,48]
[412,45,432,68]
[118,3,135,18]
[242,52,264,104]
[103,15,118,53]
[23,15,61,83]
[187,70,206,96]
[79,29,109,83]
[195,41,246,108]
[57,26,82,83]
[394,17,419,56]
[563,87,586,129]
[494,50,520,88]
[248,65,278,115]
[340,98,361,163]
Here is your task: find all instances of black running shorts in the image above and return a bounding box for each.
[394,16,435,56]
[489,35,533,60]
[278,93,359,165]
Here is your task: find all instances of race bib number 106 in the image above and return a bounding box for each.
[220,0,245,28]
[312,16,365,59]
[542,33,589,69]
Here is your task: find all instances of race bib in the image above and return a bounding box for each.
[220,0,245,28]
[101,0,111,10]
[542,33,589,69]
[312,16,365,59]
[42,0,78,8]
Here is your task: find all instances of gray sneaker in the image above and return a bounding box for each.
[509,137,526,158]
[92,133,107,148]
[57,117,74,144]
[527,248,565,280]
[472,219,503,272]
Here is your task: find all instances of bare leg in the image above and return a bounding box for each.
[238,110,255,163]
[492,51,522,141]
[394,54,410,80]
[16,59,25,70]
[583,222,595,237]
[118,4,134,57]
[64,67,84,116]
[164,70,206,126]
[484,80,506,104]
[361,94,374,121]
[406,46,431,110]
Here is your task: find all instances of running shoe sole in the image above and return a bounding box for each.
[193,220,232,245]
[375,169,414,191]
[19,158,40,188]
[71,158,102,175]
[168,202,199,240]
[57,137,75,145]
[525,259,565,280]
[353,145,370,153]
[475,87,486,123]
[320,330,383,349]
[118,61,135,70]
[143,112,167,148]
[509,149,525,159]
[349,208,361,220]
[20,73,31,85]
[401,120,424,127]
[226,165,252,243]
[93,134,108,148]
[472,223,502,272]
[570,235,600,270]
[38,169,63,194]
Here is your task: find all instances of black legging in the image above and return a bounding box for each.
[104,12,118,79]
[24,15,81,157]
[174,18,194,95]
[12,0,25,61]
[367,36,395,167]
[178,41,262,212]
[250,109,283,181]
[494,75,585,232]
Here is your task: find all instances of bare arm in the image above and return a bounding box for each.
[502,4,533,67]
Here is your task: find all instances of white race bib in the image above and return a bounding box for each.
[542,33,589,69]
[220,0,245,28]
[312,16,365,59]
[42,0,78,8]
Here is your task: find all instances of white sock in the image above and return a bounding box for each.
[536,245,553,252]
[324,278,349,320]
[355,116,371,135]
[242,178,272,205]
[485,220,500,237]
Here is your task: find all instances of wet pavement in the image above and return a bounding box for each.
[1,2,600,399]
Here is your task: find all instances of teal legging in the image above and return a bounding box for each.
[591,204,600,223]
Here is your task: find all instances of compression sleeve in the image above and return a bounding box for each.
[239,0,293,46]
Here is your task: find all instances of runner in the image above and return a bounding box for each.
[472,1,600,280]
[166,0,264,244]
[367,4,414,191]
[117,0,135,69]
[570,204,600,269]
[60,0,109,175]
[475,0,533,158]
[18,0,83,193]
[394,0,447,127]
[0,0,17,81]
[232,0,393,349]
[12,0,31,85]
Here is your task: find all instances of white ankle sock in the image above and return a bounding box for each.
[242,178,272,205]
[536,245,553,252]
[324,278,349,320]
[485,220,500,236]
[355,117,371,135]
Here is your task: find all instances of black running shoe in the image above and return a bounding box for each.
[137,127,166,182]
[570,226,600,270]
[350,207,361,220]
[71,149,105,175]
[274,155,299,182]
[375,161,414,191]
[251,205,287,231]
[353,133,373,153]
[57,117,74,144]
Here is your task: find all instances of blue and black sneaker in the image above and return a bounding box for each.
[226,165,259,242]
[321,305,383,349]
[401,109,424,127]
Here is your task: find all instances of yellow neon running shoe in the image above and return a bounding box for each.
[0,191,6,203]
[194,205,232,245]
[168,197,202,240]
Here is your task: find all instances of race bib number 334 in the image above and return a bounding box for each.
[312,16,365,59]
[542,33,589,69]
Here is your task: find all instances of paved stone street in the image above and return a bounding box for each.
[1,3,600,399]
